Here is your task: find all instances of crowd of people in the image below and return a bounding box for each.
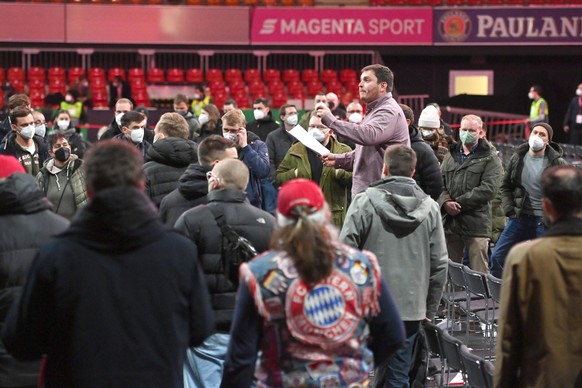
[0,64,581,388]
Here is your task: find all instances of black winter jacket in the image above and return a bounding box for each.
[2,186,214,388]
[0,173,69,388]
[0,133,49,176]
[159,163,211,227]
[246,112,280,142]
[144,137,198,207]
[409,124,444,200]
[175,189,276,332]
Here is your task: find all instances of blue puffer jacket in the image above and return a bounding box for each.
[241,131,270,208]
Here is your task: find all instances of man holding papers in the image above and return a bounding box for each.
[276,116,352,228]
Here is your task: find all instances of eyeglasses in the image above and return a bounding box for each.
[206,171,220,182]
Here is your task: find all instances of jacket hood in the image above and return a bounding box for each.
[178,163,210,200]
[207,188,248,204]
[515,140,564,158]
[366,176,432,236]
[408,124,423,144]
[64,186,161,252]
[0,173,53,215]
[145,137,198,167]
[42,154,80,174]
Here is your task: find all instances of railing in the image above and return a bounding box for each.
[444,106,528,141]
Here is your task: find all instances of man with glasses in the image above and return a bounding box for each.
[175,158,276,388]
[0,106,48,175]
[222,109,269,209]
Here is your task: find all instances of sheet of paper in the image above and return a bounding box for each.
[288,125,329,156]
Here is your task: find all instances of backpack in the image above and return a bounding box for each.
[409,326,430,388]
[208,204,258,287]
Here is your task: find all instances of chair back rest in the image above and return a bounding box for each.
[422,323,444,358]
[440,330,465,371]
[448,259,467,289]
[460,344,490,388]
[486,274,502,303]
[462,266,490,298]
[483,360,495,388]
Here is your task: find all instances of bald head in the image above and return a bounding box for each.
[211,159,249,191]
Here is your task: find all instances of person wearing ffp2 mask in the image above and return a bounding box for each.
[113,111,151,159]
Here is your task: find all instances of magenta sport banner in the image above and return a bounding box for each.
[435,7,582,45]
[251,7,433,45]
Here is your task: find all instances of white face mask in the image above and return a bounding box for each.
[285,114,298,126]
[528,92,535,100]
[421,129,436,139]
[115,113,124,126]
[65,95,73,103]
[223,132,238,143]
[19,125,35,140]
[57,120,70,130]
[308,127,326,143]
[35,124,46,138]
[577,89,582,97]
[130,128,145,144]
[253,109,265,121]
[349,113,363,124]
[198,113,209,125]
[528,135,545,152]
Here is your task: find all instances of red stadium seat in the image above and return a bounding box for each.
[225,69,243,83]
[244,69,261,83]
[186,68,204,83]
[282,69,300,83]
[344,80,360,96]
[28,79,46,92]
[286,80,304,94]
[68,67,85,84]
[229,80,246,93]
[212,91,227,108]
[248,80,265,96]
[167,68,185,83]
[339,69,357,84]
[27,66,45,82]
[0,68,5,83]
[92,91,109,108]
[127,68,146,83]
[321,69,338,84]
[272,92,288,108]
[87,67,105,82]
[326,81,343,96]
[268,80,285,94]
[10,79,25,94]
[206,68,223,83]
[263,69,280,83]
[7,67,25,82]
[234,95,250,108]
[299,0,313,5]
[132,91,150,107]
[307,81,323,96]
[301,69,319,83]
[48,78,66,95]
[29,89,46,109]
[209,80,226,93]
[147,68,165,83]
[107,67,126,82]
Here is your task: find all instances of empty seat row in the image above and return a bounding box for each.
[10,0,315,5]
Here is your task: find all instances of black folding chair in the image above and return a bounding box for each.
[440,329,467,386]
[422,323,446,388]
[459,344,494,388]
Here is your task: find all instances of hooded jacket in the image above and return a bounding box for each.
[143,137,198,207]
[0,173,69,388]
[159,163,211,227]
[2,186,214,388]
[36,155,88,219]
[409,124,444,200]
[340,176,448,321]
[501,141,567,217]
[438,139,503,238]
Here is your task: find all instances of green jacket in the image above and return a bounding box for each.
[276,136,352,228]
[36,156,88,215]
[438,139,503,238]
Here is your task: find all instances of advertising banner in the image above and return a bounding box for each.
[435,7,582,45]
[251,7,433,45]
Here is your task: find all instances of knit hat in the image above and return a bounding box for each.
[533,122,553,141]
[277,179,326,226]
[0,155,25,178]
[418,105,440,129]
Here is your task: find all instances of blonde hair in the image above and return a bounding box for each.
[222,109,246,128]
[156,112,189,139]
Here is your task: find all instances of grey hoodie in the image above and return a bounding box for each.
[340,176,448,320]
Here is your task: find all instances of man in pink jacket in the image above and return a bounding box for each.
[319,64,410,197]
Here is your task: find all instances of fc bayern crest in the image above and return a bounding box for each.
[438,10,472,43]
[286,270,361,346]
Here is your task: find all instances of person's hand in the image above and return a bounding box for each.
[564,125,571,133]
[315,103,331,118]
[443,201,462,216]
[320,153,336,167]
[424,317,432,324]
[238,127,248,148]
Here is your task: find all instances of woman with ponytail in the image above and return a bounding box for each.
[222,178,405,388]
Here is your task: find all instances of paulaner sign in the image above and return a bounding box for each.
[435,7,582,45]
[251,8,433,45]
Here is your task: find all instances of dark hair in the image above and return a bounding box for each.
[66,89,79,100]
[197,135,237,166]
[270,206,334,285]
[279,104,296,118]
[315,92,326,97]
[8,94,30,111]
[399,103,414,123]
[120,111,145,128]
[361,64,394,92]
[9,106,32,125]
[541,165,582,218]
[48,133,67,148]
[531,84,543,95]
[193,83,204,93]
[384,145,417,177]
[224,99,237,107]
[54,109,72,122]
[253,97,269,106]
[174,93,189,105]
[84,140,144,193]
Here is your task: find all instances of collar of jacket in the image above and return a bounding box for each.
[515,141,564,160]
[365,93,391,113]
[450,138,491,162]
[207,188,247,203]
[545,217,582,237]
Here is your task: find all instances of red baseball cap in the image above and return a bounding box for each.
[0,155,25,178]
[277,178,325,218]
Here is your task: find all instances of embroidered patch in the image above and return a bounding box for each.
[286,270,361,346]
[319,374,341,388]
[262,269,288,295]
[349,261,368,285]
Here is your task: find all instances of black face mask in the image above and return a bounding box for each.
[327,101,335,109]
[54,147,71,163]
